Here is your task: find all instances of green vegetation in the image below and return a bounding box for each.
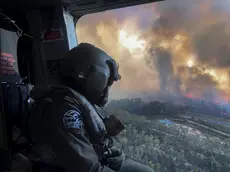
[109,109,230,172]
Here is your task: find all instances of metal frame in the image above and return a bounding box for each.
[69,0,163,17]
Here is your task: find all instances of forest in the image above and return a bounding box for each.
[106,98,230,118]
[105,99,230,172]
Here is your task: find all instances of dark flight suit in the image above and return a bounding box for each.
[27,87,154,172]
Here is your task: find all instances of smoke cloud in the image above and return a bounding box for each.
[149,48,174,93]
[193,23,230,68]
[76,0,230,103]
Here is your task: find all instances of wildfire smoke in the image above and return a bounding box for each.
[76,0,230,103]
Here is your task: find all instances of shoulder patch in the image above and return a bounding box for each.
[63,110,83,130]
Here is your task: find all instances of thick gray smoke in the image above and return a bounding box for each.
[155,49,173,93]
[145,0,230,102]
[155,0,230,69]
[193,23,230,68]
[154,0,207,32]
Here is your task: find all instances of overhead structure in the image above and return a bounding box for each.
[0,0,164,17]
[68,0,164,17]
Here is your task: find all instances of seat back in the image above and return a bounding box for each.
[0,26,30,171]
[0,82,10,171]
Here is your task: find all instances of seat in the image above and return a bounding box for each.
[0,27,30,171]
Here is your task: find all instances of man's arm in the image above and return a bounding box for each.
[49,122,113,172]
[29,98,114,172]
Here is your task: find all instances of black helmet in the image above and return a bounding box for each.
[59,43,121,106]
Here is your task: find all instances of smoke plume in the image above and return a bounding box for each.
[76,0,230,103]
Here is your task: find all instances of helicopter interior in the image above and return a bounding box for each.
[0,0,163,171]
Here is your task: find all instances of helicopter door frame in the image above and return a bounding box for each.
[26,6,78,86]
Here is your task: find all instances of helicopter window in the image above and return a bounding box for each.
[0,28,21,83]
[76,0,230,171]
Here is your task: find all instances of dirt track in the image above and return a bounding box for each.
[150,112,230,138]
[172,118,230,138]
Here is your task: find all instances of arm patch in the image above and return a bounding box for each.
[63,110,83,130]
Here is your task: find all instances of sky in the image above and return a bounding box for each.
[76,0,230,104]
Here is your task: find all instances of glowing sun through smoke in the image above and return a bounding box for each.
[118,29,146,56]
[187,59,194,68]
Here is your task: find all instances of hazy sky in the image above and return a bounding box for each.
[76,0,230,103]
